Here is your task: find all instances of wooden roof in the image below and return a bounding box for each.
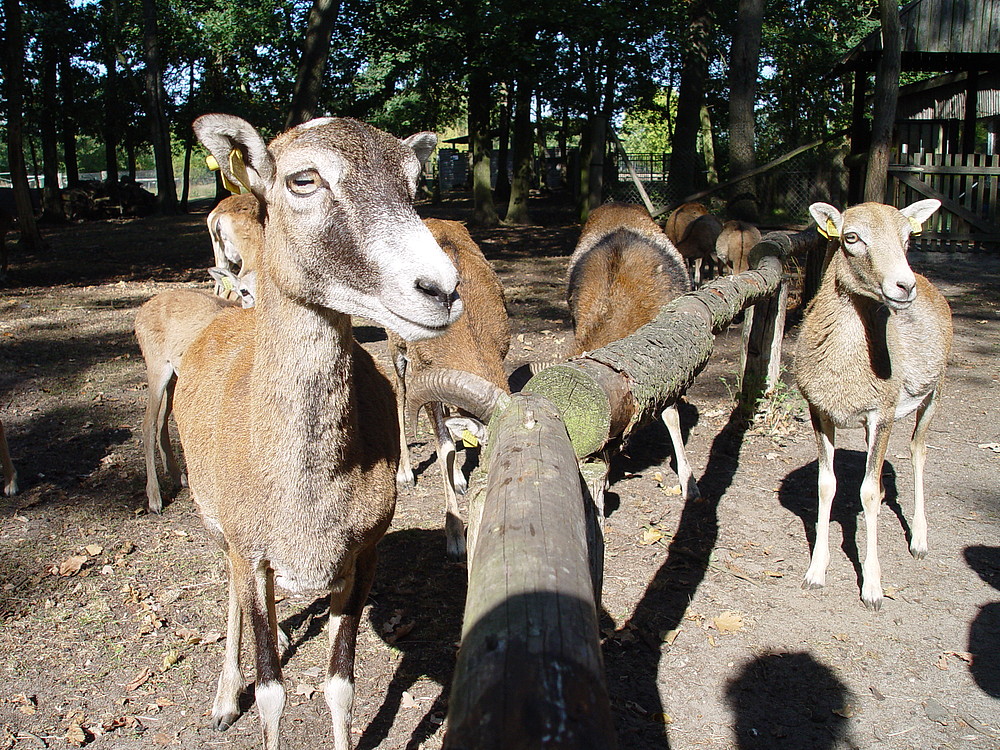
[836,0,1000,72]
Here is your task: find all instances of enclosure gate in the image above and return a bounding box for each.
[888,153,1000,252]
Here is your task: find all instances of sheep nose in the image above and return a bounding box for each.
[415,277,457,313]
[896,279,916,300]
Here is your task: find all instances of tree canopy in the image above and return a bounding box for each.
[1,0,888,218]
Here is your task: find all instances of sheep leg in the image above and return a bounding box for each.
[432,403,466,560]
[660,404,700,501]
[325,545,376,750]
[247,559,285,750]
[0,418,18,497]
[143,365,174,513]
[159,375,185,489]
[212,556,246,731]
[692,257,703,286]
[392,351,414,489]
[803,407,836,590]
[909,389,938,560]
[859,416,893,610]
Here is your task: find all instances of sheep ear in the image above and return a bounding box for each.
[900,199,941,227]
[809,202,843,239]
[194,114,275,201]
[401,132,437,166]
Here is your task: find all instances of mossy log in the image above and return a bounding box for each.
[524,231,805,458]
[445,393,616,750]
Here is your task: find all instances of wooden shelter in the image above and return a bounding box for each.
[837,0,1000,250]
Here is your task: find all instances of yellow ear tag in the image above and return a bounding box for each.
[219,275,236,293]
[817,218,840,239]
[460,429,479,449]
[907,217,923,235]
[205,153,243,195]
[228,148,253,193]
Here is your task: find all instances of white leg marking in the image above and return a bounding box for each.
[325,675,355,750]
[660,404,700,501]
[804,414,836,590]
[256,680,286,750]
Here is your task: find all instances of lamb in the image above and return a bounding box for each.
[716,219,762,275]
[665,202,724,285]
[1,417,18,496]
[133,268,255,514]
[794,199,952,610]
[568,202,700,500]
[174,113,460,750]
[206,192,263,300]
[388,218,510,560]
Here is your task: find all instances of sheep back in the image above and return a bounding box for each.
[568,203,690,354]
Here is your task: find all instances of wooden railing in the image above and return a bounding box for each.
[443,232,815,748]
[888,153,1000,251]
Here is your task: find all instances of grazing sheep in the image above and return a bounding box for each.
[716,219,762,275]
[568,202,700,500]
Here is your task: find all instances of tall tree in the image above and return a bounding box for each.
[667,0,714,202]
[141,0,177,212]
[100,0,120,203]
[285,0,340,128]
[2,0,46,249]
[728,0,763,200]
[864,0,900,202]
[504,76,534,224]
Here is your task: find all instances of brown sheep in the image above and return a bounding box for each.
[568,202,700,500]
[716,219,762,275]
[390,218,511,559]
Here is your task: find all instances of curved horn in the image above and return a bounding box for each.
[405,369,509,430]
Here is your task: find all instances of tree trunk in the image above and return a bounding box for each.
[141,0,177,213]
[495,82,511,202]
[59,51,79,186]
[585,114,607,217]
[285,0,340,128]
[40,32,64,222]
[728,0,763,198]
[469,66,499,227]
[101,0,120,204]
[700,104,717,186]
[2,0,46,250]
[864,0,900,203]
[504,78,533,225]
[667,0,713,202]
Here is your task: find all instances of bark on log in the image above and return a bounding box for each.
[524,232,795,457]
[445,393,615,750]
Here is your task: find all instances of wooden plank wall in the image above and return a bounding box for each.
[888,153,1000,252]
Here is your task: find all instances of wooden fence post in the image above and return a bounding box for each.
[445,393,616,750]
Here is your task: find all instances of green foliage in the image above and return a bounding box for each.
[620,90,675,153]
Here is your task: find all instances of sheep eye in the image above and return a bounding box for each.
[287,170,322,195]
[843,232,860,244]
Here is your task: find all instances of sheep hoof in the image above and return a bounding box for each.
[801,576,825,591]
[909,545,927,560]
[862,594,883,612]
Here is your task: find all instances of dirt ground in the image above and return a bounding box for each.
[0,195,997,750]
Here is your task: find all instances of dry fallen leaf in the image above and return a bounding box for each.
[944,650,973,664]
[401,691,418,709]
[712,611,744,634]
[125,668,153,692]
[640,527,663,545]
[84,544,103,556]
[161,650,180,671]
[650,712,673,725]
[832,703,856,718]
[65,720,88,747]
[295,683,317,699]
[57,555,89,577]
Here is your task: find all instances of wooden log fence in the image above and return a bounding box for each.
[444,231,816,747]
